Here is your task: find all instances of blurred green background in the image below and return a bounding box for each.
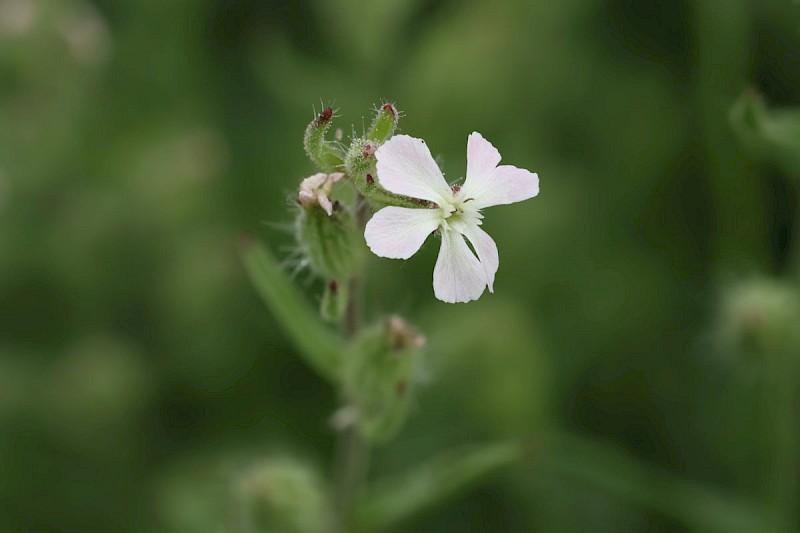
[2,0,800,531]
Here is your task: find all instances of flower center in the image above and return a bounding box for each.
[438,188,481,230]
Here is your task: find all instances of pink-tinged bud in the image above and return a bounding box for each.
[386,315,426,352]
[296,172,343,216]
[382,103,397,117]
[321,278,348,323]
[315,106,333,125]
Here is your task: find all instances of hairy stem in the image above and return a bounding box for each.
[332,193,371,532]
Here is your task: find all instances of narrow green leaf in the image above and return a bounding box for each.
[241,239,343,382]
[353,441,526,532]
[540,431,767,533]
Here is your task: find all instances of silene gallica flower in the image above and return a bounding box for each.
[297,172,344,215]
[364,133,539,303]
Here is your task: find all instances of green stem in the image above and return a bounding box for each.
[694,0,768,271]
[332,193,371,532]
[763,348,799,532]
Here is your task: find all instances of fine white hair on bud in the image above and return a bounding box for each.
[364,132,539,303]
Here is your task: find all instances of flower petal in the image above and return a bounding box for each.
[364,206,441,259]
[433,229,487,303]
[375,135,450,205]
[464,132,501,188]
[460,224,499,292]
[464,165,539,209]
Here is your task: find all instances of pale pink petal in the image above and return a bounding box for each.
[375,135,450,205]
[460,225,499,292]
[433,230,487,303]
[329,172,345,183]
[318,196,333,216]
[463,165,539,209]
[464,132,501,189]
[364,207,441,259]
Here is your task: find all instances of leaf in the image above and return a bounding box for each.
[353,441,526,532]
[241,239,343,382]
[539,431,767,533]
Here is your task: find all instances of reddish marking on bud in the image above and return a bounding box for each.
[451,184,461,193]
[362,143,375,158]
[366,174,374,185]
[329,280,337,293]
[396,381,407,395]
[381,103,397,117]
[315,107,333,125]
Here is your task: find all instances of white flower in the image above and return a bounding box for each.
[364,133,539,303]
[297,172,344,215]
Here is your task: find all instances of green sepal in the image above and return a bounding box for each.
[342,317,424,443]
[367,103,399,143]
[320,279,349,324]
[304,107,344,172]
[296,204,365,281]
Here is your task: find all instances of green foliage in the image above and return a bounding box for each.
[2,0,800,531]
[242,240,343,381]
[353,441,527,532]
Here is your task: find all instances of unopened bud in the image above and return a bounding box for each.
[320,279,349,323]
[303,107,344,172]
[718,279,800,356]
[296,201,364,280]
[386,314,426,351]
[342,316,425,443]
[238,457,332,533]
[344,138,377,178]
[367,103,399,143]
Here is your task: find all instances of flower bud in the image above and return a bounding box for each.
[320,279,348,323]
[296,200,365,280]
[303,107,344,172]
[730,89,800,178]
[341,315,425,443]
[237,457,332,533]
[344,137,377,178]
[718,279,800,356]
[367,103,399,143]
